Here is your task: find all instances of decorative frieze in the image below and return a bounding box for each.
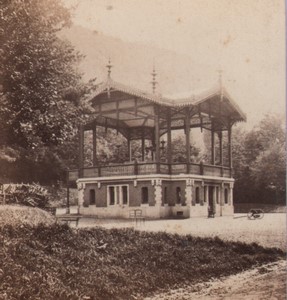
[186,178,194,186]
[152,179,162,186]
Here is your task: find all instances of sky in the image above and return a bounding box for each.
[63,0,286,128]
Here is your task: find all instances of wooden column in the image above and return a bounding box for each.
[92,124,97,166]
[151,134,155,161]
[218,131,223,166]
[141,131,145,161]
[154,105,160,173]
[185,107,191,173]
[127,138,132,162]
[211,124,215,165]
[78,124,84,177]
[228,123,232,168]
[167,108,172,174]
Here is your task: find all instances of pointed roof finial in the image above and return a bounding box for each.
[106,58,112,78]
[151,65,158,94]
[217,69,223,88]
[217,69,223,101]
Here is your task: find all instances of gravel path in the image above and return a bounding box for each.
[76,213,286,250]
[144,260,287,300]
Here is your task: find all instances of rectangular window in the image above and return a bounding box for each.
[107,185,129,206]
[163,187,168,204]
[122,186,128,205]
[216,187,219,204]
[89,189,96,205]
[176,187,181,204]
[141,187,149,204]
[224,188,228,204]
[109,186,115,205]
[195,187,200,204]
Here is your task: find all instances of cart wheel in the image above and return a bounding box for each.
[257,209,264,219]
[247,210,255,220]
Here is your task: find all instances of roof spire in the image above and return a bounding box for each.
[106,58,113,78]
[217,69,223,101]
[151,65,158,94]
[217,69,223,87]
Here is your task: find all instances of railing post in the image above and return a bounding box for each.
[134,160,138,175]
[200,162,204,175]
[169,163,172,175]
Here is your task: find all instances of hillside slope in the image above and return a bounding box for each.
[60,25,214,96]
[0,221,284,300]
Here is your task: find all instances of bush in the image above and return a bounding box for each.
[1,183,49,208]
[0,224,284,300]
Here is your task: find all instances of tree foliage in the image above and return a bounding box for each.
[233,114,285,203]
[0,0,97,184]
[171,135,201,163]
[201,114,285,203]
[0,0,83,150]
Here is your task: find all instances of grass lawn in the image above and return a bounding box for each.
[0,222,284,300]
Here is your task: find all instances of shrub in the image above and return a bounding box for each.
[1,183,49,208]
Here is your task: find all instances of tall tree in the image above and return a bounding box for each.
[0,0,92,183]
[233,114,285,203]
[0,0,83,150]
[248,115,286,203]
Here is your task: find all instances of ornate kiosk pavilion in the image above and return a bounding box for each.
[69,65,246,218]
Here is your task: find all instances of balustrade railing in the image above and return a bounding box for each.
[68,162,232,181]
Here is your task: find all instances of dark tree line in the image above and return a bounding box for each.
[231,114,285,204]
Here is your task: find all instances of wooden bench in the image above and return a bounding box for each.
[56,214,81,226]
[129,209,145,225]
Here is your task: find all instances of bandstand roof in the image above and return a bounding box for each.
[84,76,246,140]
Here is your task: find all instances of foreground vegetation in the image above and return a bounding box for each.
[0,221,284,300]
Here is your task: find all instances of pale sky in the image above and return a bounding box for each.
[64,0,286,128]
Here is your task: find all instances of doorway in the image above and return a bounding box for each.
[208,186,215,214]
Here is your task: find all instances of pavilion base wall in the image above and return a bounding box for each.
[77,175,234,219]
[189,205,208,218]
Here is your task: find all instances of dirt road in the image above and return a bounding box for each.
[144,260,286,300]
